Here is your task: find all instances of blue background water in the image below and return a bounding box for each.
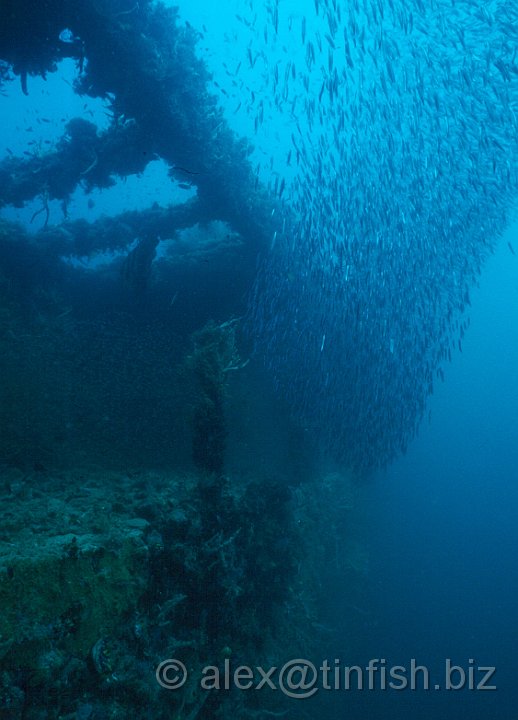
[351,233,518,718]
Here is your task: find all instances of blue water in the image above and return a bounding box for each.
[345,235,518,718]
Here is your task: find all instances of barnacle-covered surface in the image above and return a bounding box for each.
[0,465,365,719]
[0,470,150,666]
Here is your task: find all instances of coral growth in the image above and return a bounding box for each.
[187,319,247,475]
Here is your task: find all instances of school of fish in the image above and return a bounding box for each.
[231,0,518,474]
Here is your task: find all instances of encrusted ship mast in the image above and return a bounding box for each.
[0,0,277,279]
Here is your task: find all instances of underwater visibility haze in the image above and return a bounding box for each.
[0,0,518,718]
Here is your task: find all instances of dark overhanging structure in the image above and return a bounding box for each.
[0,0,296,474]
[0,0,278,300]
